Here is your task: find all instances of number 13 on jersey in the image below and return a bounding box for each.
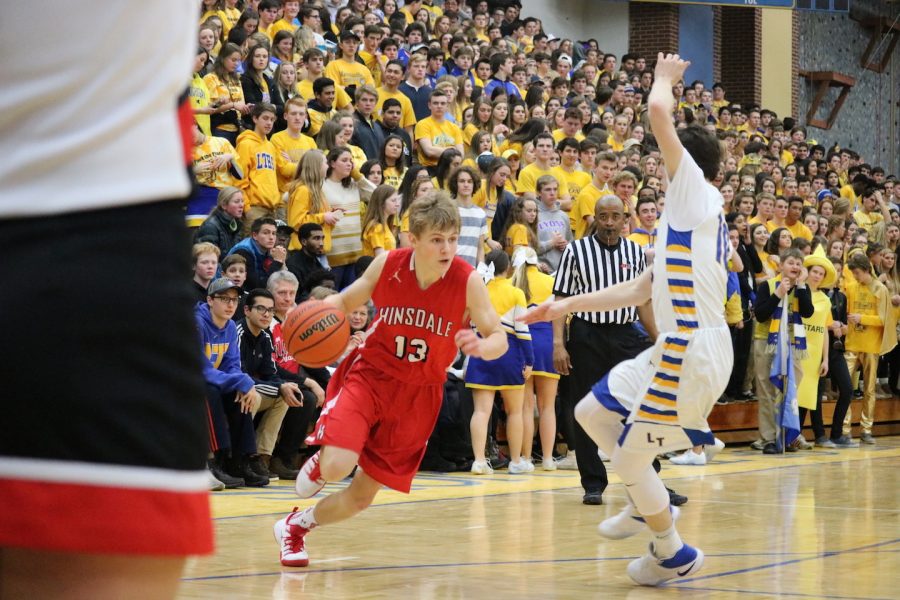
[394,336,429,362]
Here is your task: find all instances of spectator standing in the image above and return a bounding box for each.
[551,195,657,504]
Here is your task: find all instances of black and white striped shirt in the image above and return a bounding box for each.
[552,235,646,324]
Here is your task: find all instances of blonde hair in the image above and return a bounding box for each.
[362,184,398,237]
[510,247,539,302]
[288,149,328,213]
[408,190,461,237]
[216,186,242,210]
[192,242,220,264]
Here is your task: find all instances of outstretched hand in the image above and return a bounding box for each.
[518,300,566,325]
[654,52,690,83]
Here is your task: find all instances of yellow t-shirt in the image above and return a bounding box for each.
[853,209,884,230]
[202,72,244,133]
[375,87,417,130]
[383,165,405,190]
[362,222,397,256]
[573,181,610,238]
[553,167,591,203]
[307,105,337,137]
[840,184,859,211]
[552,129,585,144]
[297,79,353,110]
[324,58,375,89]
[267,18,296,40]
[606,135,625,153]
[517,163,569,198]
[766,220,813,241]
[358,50,383,87]
[414,117,463,167]
[270,130,317,193]
[192,136,240,190]
[348,144,368,171]
[505,223,530,255]
[190,73,212,137]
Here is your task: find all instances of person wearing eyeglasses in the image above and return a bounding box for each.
[197,277,269,490]
[235,288,307,481]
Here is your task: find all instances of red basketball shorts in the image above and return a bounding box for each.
[307,360,443,493]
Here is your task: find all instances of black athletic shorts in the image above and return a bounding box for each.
[0,200,214,555]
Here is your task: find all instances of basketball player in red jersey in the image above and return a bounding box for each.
[275,191,508,567]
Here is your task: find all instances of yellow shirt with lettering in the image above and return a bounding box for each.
[414,117,463,167]
[324,58,375,89]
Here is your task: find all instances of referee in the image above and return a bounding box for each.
[553,195,658,505]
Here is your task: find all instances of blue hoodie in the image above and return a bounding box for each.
[195,301,254,394]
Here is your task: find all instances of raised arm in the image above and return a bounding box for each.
[647,53,690,180]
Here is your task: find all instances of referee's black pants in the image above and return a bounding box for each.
[564,319,651,494]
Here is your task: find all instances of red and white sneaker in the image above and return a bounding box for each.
[274,508,311,567]
[295,451,326,499]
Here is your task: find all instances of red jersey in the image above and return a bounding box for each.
[357,247,473,385]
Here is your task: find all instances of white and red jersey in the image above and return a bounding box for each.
[357,247,473,385]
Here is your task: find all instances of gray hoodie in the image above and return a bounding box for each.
[537,201,573,272]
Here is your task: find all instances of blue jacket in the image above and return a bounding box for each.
[483,78,520,100]
[227,236,282,290]
[195,302,255,393]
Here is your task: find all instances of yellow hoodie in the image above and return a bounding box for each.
[236,129,281,211]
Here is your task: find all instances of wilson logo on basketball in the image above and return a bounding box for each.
[299,313,341,342]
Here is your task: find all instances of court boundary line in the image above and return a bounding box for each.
[211,453,900,521]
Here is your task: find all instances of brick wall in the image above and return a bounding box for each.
[712,7,722,84]
[719,7,762,107]
[796,0,898,173]
[629,2,679,58]
[791,11,800,118]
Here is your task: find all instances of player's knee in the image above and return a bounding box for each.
[318,456,356,482]
[574,393,606,428]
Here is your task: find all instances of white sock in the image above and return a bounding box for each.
[292,507,318,530]
[652,525,683,559]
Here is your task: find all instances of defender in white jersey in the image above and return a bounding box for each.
[521,54,731,587]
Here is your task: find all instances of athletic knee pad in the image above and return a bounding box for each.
[575,393,624,456]
[611,449,669,516]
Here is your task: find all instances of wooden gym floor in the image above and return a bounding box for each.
[180,437,900,599]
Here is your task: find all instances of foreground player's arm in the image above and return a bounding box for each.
[648,53,689,179]
[323,252,388,314]
[637,300,658,342]
[521,269,652,324]
[458,271,508,360]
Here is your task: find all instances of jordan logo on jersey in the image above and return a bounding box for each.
[377,306,454,337]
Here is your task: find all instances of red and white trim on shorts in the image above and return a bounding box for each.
[0,457,213,556]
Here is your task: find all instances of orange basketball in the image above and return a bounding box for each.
[282,300,350,368]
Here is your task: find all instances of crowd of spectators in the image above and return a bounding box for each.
[188,0,899,490]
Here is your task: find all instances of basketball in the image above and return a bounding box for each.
[282,300,350,368]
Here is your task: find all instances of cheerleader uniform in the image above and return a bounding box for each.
[465,276,534,389]
[524,265,559,380]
